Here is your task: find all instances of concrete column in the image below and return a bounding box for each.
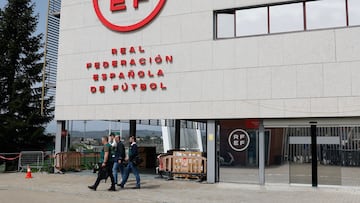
[161,120,172,152]
[207,120,216,184]
[196,128,203,152]
[258,120,265,185]
[174,120,181,150]
[310,122,318,187]
[130,120,137,138]
[55,121,64,154]
[54,120,65,173]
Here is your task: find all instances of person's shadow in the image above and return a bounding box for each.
[125,180,161,189]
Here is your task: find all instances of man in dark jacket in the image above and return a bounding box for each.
[88,136,116,191]
[113,135,125,185]
[119,135,141,189]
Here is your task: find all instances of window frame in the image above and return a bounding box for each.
[214,0,357,40]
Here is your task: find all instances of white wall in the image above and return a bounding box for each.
[55,0,360,120]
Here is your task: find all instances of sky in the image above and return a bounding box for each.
[0,0,47,36]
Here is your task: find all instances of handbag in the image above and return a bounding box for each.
[98,166,108,180]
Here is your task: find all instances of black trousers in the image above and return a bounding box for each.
[93,162,115,189]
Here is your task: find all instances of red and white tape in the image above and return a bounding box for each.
[0,155,20,161]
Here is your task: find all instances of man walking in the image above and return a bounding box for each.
[88,136,116,191]
[119,135,141,189]
[113,135,125,186]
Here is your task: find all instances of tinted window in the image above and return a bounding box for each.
[236,7,268,37]
[306,0,346,29]
[270,3,304,33]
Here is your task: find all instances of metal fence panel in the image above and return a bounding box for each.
[18,151,44,172]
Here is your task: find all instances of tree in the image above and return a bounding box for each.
[0,0,53,152]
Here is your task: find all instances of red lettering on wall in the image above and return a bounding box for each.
[93,74,99,81]
[149,83,157,90]
[95,62,100,69]
[139,58,146,65]
[130,59,136,66]
[103,61,109,68]
[160,82,167,90]
[122,83,128,91]
[129,46,136,54]
[166,55,173,63]
[112,60,118,67]
[113,84,119,91]
[120,48,126,55]
[87,46,171,94]
[102,73,107,81]
[110,73,116,79]
[90,86,97,93]
[131,83,137,90]
[148,70,154,78]
[133,0,145,9]
[138,70,145,78]
[128,71,135,79]
[110,0,126,12]
[119,72,125,79]
[99,86,105,93]
[93,0,166,32]
[157,69,164,77]
[140,83,147,91]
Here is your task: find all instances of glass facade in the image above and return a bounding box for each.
[218,120,360,186]
[44,0,61,109]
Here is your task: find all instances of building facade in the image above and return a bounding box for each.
[41,0,61,113]
[55,0,360,186]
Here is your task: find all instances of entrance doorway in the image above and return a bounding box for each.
[213,119,360,186]
[218,120,272,184]
[286,125,360,186]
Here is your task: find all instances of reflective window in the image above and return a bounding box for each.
[348,0,360,26]
[236,7,268,37]
[306,0,346,30]
[217,13,235,38]
[270,3,304,33]
[215,0,356,39]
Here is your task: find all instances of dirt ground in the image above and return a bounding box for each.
[1,172,360,203]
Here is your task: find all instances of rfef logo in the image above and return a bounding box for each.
[93,0,166,32]
[228,129,250,152]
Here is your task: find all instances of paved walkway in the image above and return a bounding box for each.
[0,172,360,203]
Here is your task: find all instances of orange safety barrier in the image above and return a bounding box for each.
[55,152,81,171]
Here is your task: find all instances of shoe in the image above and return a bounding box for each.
[118,184,124,188]
[108,186,116,191]
[132,186,140,189]
[88,185,96,191]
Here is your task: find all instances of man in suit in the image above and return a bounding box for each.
[113,135,125,186]
[119,135,141,189]
[88,136,116,191]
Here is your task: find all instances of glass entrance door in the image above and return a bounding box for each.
[287,126,341,185]
[288,127,312,184]
[218,120,271,184]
